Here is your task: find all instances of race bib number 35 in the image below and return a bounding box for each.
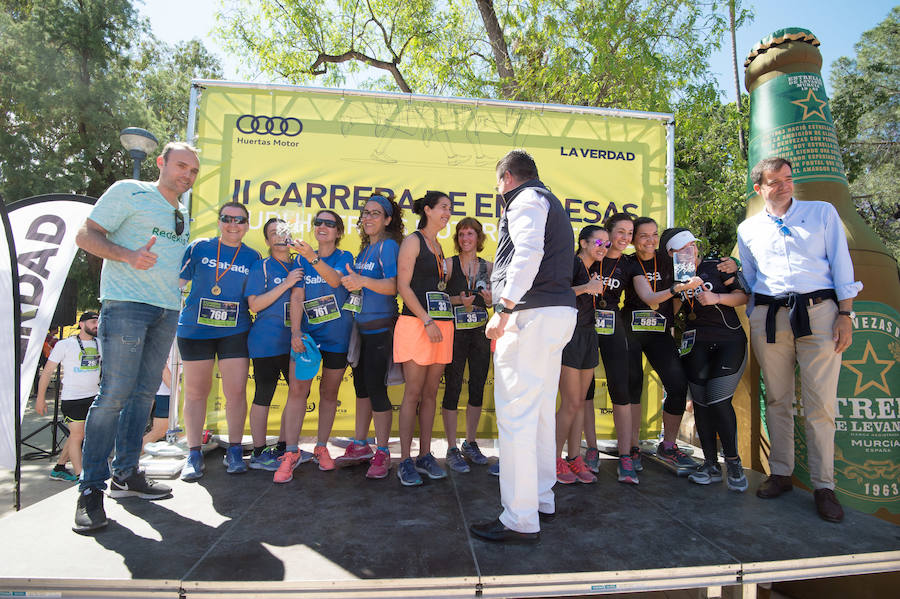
[198,298,239,327]
[454,305,488,330]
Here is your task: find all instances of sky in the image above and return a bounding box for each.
[138,0,896,103]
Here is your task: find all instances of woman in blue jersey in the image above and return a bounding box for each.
[336,195,404,480]
[178,202,261,480]
[244,218,304,473]
[662,228,749,492]
[272,210,355,482]
[395,191,454,486]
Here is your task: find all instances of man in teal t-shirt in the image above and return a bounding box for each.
[72,142,199,533]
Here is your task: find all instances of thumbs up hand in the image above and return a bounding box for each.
[341,264,364,292]
[128,236,158,270]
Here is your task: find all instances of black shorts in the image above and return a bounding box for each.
[321,350,348,370]
[178,331,249,361]
[61,396,94,423]
[562,326,600,370]
[152,394,170,419]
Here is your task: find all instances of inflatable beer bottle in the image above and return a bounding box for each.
[741,28,900,524]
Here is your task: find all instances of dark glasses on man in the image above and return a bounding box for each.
[594,239,612,248]
[313,218,338,228]
[219,214,248,224]
[174,210,185,236]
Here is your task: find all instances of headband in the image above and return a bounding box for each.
[370,195,393,217]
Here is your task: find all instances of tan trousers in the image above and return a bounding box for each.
[749,300,841,490]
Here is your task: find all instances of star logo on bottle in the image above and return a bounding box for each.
[842,339,895,396]
[790,89,829,121]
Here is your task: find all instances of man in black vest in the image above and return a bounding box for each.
[470,150,577,543]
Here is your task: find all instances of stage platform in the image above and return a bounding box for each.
[1,447,897,598]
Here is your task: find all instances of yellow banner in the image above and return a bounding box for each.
[191,84,669,440]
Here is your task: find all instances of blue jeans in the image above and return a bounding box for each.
[80,301,179,490]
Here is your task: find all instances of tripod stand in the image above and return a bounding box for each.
[21,326,70,460]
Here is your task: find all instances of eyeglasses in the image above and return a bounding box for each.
[594,239,612,248]
[219,214,249,224]
[174,210,185,236]
[313,218,338,228]
[361,210,384,219]
[772,216,792,236]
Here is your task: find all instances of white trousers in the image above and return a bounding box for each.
[494,305,577,533]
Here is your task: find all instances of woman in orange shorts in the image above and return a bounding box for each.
[394,191,454,486]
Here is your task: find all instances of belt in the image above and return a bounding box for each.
[754,290,837,343]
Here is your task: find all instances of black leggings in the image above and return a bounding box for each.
[629,331,689,416]
[596,311,639,405]
[681,336,747,460]
[252,354,289,407]
[351,331,393,413]
[442,327,491,410]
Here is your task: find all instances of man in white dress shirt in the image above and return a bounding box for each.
[737,156,862,523]
[469,150,576,543]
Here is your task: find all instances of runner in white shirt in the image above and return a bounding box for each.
[35,312,101,482]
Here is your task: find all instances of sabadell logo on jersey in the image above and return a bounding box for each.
[199,257,250,275]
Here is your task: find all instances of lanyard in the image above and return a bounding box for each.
[637,254,657,292]
[598,256,620,308]
[214,239,242,290]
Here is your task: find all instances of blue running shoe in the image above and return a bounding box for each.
[397,457,423,486]
[461,440,489,465]
[249,447,280,471]
[181,450,204,481]
[489,461,500,476]
[297,449,314,465]
[617,455,639,485]
[584,447,600,473]
[726,458,748,492]
[630,446,643,472]
[415,452,447,480]
[656,442,698,470]
[445,447,470,473]
[223,445,248,474]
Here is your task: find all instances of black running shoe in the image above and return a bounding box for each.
[109,470,172,500]
[73,487,108,532]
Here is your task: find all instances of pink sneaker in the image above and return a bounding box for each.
[273,451,301,484]
[365,449,391,479]
[556,457,577,484]
[334,442,374,467]
[314,445,335,471]
[568,456,597,484]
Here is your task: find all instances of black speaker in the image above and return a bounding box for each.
[50,278,77,329]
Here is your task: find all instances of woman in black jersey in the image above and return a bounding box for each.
[395,191,455,486]
[555,225,607,484]
[588,213,700,485]
[624,217,702,473]
[442,217,493,473]
[662,228,749,492]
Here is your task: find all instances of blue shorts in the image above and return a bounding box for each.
[152,394,170,419]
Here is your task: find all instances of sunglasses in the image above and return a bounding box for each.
[772,216,792,237]
[594,239,612,248]
[174,210,185,236]
[219,214,249,225]
[313,218,338,228]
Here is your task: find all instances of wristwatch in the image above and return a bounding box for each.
[310,257,320,265]
[495,303,514,315]
[838,310,855,318]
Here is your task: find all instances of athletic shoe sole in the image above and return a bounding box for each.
[728,477,749,492]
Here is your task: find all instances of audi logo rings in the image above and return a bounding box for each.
[236,114,303,137]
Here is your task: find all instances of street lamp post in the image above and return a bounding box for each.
[119,127,159,180]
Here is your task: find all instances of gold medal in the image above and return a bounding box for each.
[437,281,446,291]
[598,299,607,308]
[211,285,221,296]
[688,312,697,321]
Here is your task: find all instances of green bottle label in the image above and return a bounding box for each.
[792,301,900,515]
[746,71,847,197]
